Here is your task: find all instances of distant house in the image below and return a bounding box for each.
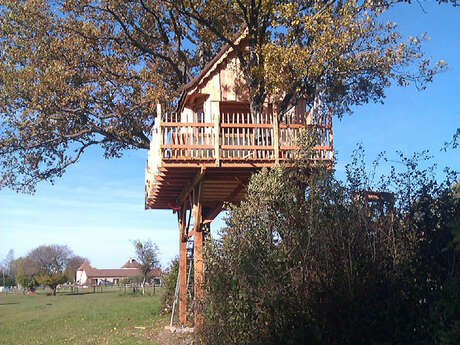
[76,259,163,286]
[150,267,163,286]
[76,259,142,286]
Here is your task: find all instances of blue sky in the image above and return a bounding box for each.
[1,2,459,269]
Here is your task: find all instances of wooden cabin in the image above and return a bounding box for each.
[144,30,333,327]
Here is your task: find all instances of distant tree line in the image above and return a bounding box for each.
[196,137,460,345]
[1,245,88,295]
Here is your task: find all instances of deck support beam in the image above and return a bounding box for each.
[176,167,206,207]
[178,209,188,325]
[192,182,204,328]
[203,178,247,223]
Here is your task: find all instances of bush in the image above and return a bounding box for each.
[197,143,459,345]
[161,257,179,313]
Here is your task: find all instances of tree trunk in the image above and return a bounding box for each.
[246,30,266,117]
[52,287,56,296]
[142,277,146,296]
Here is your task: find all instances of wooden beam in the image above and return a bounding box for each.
[273,111,279,164]
[203,178,247,223]
[193,182,203,327]
[179,209,187,325]
[176,167,206,206]
[328,110,334,160]
[161,144,214,149]
[214,105,221,166]
[161,122,214,127]
[220,123,272,128]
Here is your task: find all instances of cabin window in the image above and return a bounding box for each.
[220,101,250,119]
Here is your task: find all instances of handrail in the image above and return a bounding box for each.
[148,111,333,168]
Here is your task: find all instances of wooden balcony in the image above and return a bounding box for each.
[145,110,333,210]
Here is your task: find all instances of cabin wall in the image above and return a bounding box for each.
[182,49,310,120]
[200,71,221,102]
[184,53,250,118]
[219,56,249,102]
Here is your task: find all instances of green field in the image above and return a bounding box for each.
[0,288,169,345]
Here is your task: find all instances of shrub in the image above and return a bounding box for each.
[197,143,459,345]
[161,257,179,313]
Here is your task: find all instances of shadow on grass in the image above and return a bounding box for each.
[0,302,19,305]
[57,292,96,296]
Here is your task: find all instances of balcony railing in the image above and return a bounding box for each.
[146,110,333,179]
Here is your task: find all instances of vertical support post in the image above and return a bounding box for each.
[179,209,187,324]
[156,103,162,119]
[328,108,334,161]
[273,111,280,164]
[156,104,164,160]
[193,183,204,327]
[212,101,221,166]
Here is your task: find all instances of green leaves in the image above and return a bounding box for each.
[199,142,459,345]
[0,0,447,191]
[35,272,67,288]
[0,0,188,192]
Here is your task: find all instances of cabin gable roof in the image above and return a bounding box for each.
[177,28,248,111]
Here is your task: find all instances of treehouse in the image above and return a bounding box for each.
[144,31,333,327]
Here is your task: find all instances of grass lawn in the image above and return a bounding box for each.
[0,288,169,345]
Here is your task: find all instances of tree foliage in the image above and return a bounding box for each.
[161,256,179,313]
[64,255,89,282]
[0,249,14,286]
[133,239,160,295]
[28,244,72,295]
[35,272,67,294]
[0,0,445,192]
[198,139,459,345]
[13,257,40,290]
[7,245,86,292]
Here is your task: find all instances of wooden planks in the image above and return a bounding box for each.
[152,111,332,165]
[145,110,333,210]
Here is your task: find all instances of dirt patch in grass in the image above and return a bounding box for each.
[153,328,194,345]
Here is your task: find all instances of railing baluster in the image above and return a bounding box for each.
[202,127,205,159]
[150,110,331,166]
[193,126,196,158]
[265,127,268,159]
[200,127,202,159]
[221,121,225,159]
[232,113,235,158]
[180,128,183,159]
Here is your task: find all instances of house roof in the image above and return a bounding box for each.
[121,258,141,269]
[85,268,141,278]
[150,267,163,277]
[77,259,142,279]
[77,261,93,271]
